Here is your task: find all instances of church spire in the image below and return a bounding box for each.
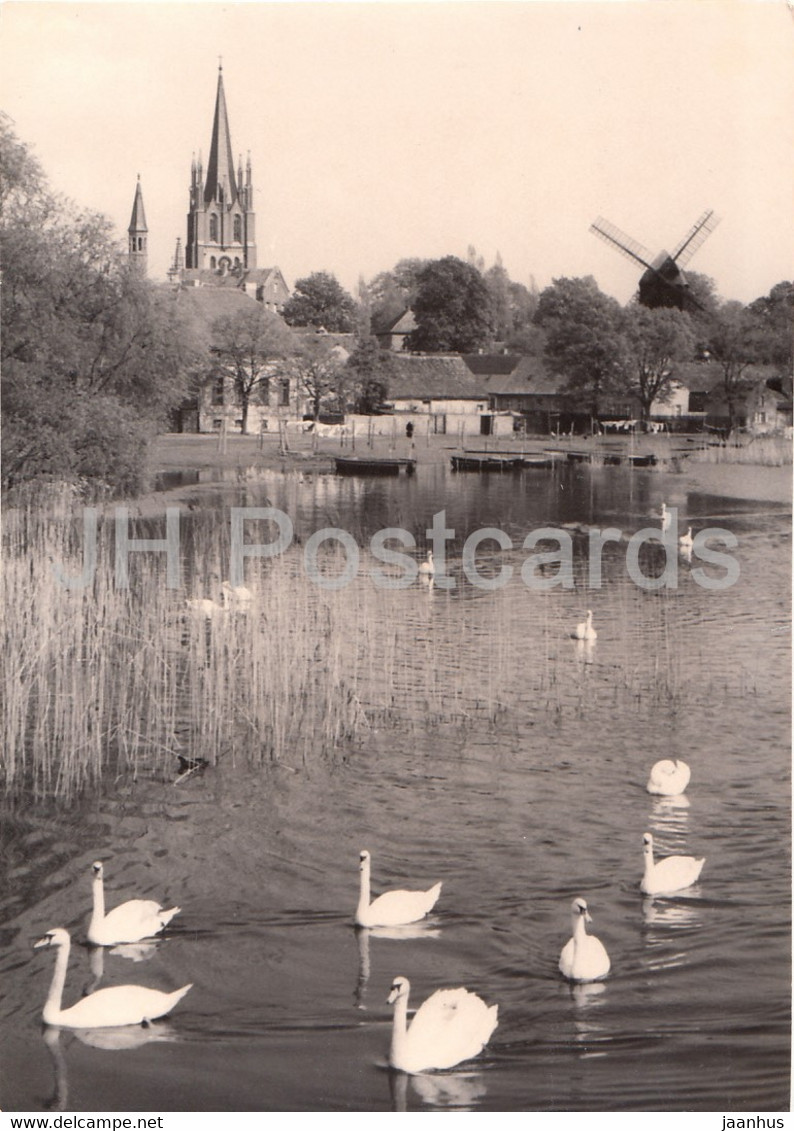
[127,175,148,275]
[204,64,237,206]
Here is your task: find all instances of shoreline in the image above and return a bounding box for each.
[137,432,793,515]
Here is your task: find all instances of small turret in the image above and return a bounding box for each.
[127,176,148,276]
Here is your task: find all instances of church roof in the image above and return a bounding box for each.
[204,66,238,206]
[128,177,147,233]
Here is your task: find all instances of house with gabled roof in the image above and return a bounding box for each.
[384,355,515,436]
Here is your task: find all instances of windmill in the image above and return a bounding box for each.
[589,210,720,311]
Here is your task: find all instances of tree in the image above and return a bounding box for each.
[282,271,358,333]
[706,301,767,435]
[1,117,198,494]
[748,281,794,377]
[534,276,629,420]
[211,305,295,434]
[345,335,393,413]
[621,305,696,424]
[289,336,348,420]
[367,258,427,331]
[406,256,495,354]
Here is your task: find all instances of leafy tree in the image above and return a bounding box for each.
[345,335,393,413]
[1,116,197,494]
[484,253,538,344]
[282,271,358,333]
[210,305,295,434]
[367,258,427,331]
[748,281,794,376]
[534,276,629,420]
[621,305,696,424]
[706,301,768,434]
[289,335,348,420]
[406,256,495,354]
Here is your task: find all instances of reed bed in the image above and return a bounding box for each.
[689,434,793,466]
[3,498,715,802]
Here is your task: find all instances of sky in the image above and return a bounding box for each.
[1,0,792,306]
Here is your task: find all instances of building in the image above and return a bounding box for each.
[385,355,515,437]
[168,65,290,312]
[127,175,148,275]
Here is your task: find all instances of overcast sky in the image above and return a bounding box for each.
[1,1,792,305]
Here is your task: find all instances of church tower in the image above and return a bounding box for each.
[185,64,256,275]
[127,175,148,275]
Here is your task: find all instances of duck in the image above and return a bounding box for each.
[387,975,498,1073]
[660,502,672,533]
[646,759,691,796]
[88,861,181,947]
[355,850,441,928]
[418,551,435,577]
[34,928,192,1029]
[678,527,694,552]
[558,897,611,982]
[640,832,705,895]
[574,610,597,641]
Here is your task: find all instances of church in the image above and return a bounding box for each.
[126,67,299,433]
[128,64,290,312]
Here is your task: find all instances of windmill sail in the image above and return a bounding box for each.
[589,217,653,270]
[670,210,721,266]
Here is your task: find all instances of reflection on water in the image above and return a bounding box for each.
[1,460,789,1112]
[355,923,442,1010]
[389,1066,489,1111]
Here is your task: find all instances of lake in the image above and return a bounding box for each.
[0,459,790,1112]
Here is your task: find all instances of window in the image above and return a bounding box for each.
[209,214,218,241]
[212,376,224,406]
[210,256,217,270]
[260,377,271,403]
[233,215,242,242]
[279,378,291,407]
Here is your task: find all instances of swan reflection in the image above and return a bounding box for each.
[642,895,702,930]
[83,941,159,996]
[42,1022,178,1110]
[354,923,441,1008]
[573,639,595,665]
[389,1068,488,1111]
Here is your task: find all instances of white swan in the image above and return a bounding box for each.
[220,580,253,606]
[418,551,435,577]
[678,527,694,552]
[558,897,611,982]
[387,975,498,1073]
[574,610,597,641]
[34,928,192,1029]
[660,502,671,533]
[185,597,223,618]
[88,861,181,946]
[646,759,691,796]
[355,850,441,928]
[641,832,705,895]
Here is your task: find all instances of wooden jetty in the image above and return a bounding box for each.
[335,455,416,476]
[451,451,555,472]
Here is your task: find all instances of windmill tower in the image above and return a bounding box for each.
[589,210,720,311]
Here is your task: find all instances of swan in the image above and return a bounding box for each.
[641,832,705,895]
[574,610,597,641]
[387,975,498,1073]
[660,502,671,533]
[220,580,253,606]
[418,551,435,577]
[34,928,192,1028]
[678,527,694,552]
[88,861,181,946]
[558,897,611,982]
[355,850,441,928]
[646,758,691,796]
[185,597,223,618]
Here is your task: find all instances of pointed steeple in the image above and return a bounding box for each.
[128,175,148,236]
[204,64,237,206]
[127,175,148,274]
